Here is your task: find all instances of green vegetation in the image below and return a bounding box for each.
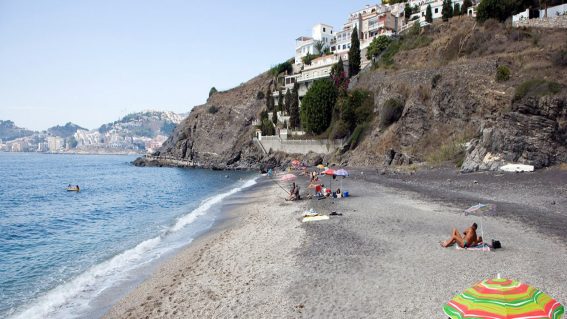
[300,79,338,134]
[258,110,275,136]
[266,85,274,111]
[442,0,454,21]
[208,105,219,114]
[513,79,562,101]
[495,65,511,82]
[426,133,470,167]
[348,26,361,77]
[366,36,392,60]
[209,87,217,97]
[552,49,567,67]
[314,40,325,56]
[270,60,293,76]
[380,98,404,127]
[284,89,292,114]
[289,83,300,129]
[426,4,433,23]
[475,0,553,22]
[404,3,412,20]
[272,106,278,125]
[302,52,315,65]
[454,2,461,15]
[462,0,473,15]
[277,89,284,112]
[256,91,265,100]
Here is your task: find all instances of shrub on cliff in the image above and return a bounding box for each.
[208,105,219,114]
[380,98,404,127]
[366,36,392,61]
[256,91,265,100]
[209,87,217,97]
[496,65,511,82]
[513,79,562,101]
[300,79,337,134]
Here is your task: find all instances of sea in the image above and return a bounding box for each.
[0,152,257,319]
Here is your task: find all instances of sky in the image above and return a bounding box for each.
[0,0,375,131]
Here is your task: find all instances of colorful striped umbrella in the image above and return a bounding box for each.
[444,277,564,319]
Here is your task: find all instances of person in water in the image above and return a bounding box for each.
[441,223,482,248]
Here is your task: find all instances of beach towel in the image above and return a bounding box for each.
[456,243,491,251]
[302,215,329,222]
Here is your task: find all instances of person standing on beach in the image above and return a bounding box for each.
[441,223,482,248]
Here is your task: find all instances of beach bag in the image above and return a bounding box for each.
[491,239,502,249]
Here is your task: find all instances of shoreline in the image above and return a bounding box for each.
[105,169,567,318]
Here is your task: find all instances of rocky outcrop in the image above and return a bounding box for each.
[461,95,567,172]
[150,72,273,169]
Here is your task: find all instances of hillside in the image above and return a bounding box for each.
[144,17,566,171]
[97,111,183,138]
[152,73,272,169]
[0,120,34,141]
[48,122,87,138]
[344,17,567,171]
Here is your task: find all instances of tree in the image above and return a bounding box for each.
[442,0,454,20]
[272,106,278,125]
[348,26,361,77]
[462,0,473,15]
[300,79,337,134]
[208,87,217,97]
[330,56,350,95]
[454,2,461,15]
[265,85,273,111]
[426,4,433,23]
[277,89,284,112]
[302,52,315,65]
[284,89,292,114]
[476,0,524,22]
[314,40,325,56]
[289,83,300,129]
[404,3,413,20]
[366,35,392,60]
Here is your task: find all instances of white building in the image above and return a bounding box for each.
[47,136,65,152]
[294,23,334,65]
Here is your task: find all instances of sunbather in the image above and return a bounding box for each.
[441,223,483,248]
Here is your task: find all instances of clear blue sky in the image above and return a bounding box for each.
[0,0,375,130]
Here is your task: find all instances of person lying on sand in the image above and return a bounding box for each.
[441,223,483,248]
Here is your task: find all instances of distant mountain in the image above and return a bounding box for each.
[47,122,87,138]
[97,111,184,138]
[0,120,34,141]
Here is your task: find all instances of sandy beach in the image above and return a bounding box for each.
[105,168,567,318]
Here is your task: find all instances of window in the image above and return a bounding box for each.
[435,8,438,13]
[323,27,326,32]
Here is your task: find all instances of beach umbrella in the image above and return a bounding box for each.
[444,277,564,319]
[335,169,349,177]
[322,169,336,191]
[280,173,297,182]
[335,169,349,190]
[464,203,496,244]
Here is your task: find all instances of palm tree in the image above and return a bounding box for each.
[314,40,325,56]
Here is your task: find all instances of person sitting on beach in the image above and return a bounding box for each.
[336,188,342,198]
[294,185,300,201]
[441,223,483,248]
[287,183,296,201]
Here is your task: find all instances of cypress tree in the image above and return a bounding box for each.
[348,26,361,77]
[277,89,284,112]
[272,106,278,125]
[462,0,472,16]
[284,89,292,115]
[426,4,433,23]
[266,85,273,111]
[454,3,461,16]
[289,83,300,129]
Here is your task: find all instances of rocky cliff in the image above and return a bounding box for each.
[152,72,272,169]
[343,18,566,171]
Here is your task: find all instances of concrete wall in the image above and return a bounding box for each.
[254,137,344,155]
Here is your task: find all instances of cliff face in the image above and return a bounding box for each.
[344,18,567,171]
[156,73,272,169]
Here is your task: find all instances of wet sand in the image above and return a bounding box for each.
[105,168,567,318]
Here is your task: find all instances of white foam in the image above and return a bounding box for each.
[10,176,258,319]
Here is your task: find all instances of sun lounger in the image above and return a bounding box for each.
[302,215,330,222]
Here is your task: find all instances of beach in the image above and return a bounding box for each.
[105,168,567,318]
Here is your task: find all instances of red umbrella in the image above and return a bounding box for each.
[322,169,336,192]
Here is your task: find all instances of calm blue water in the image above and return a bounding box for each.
[0,153,256,319]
